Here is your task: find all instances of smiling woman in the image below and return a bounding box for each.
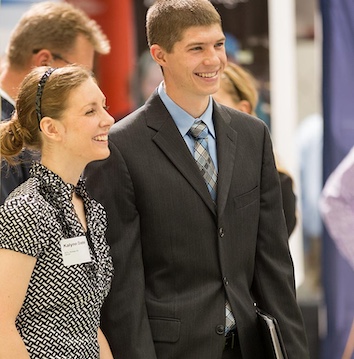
[39,68,113,170]
[0,65,115,359]
[1,65,114,174]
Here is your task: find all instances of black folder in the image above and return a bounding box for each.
[256,308,288,359]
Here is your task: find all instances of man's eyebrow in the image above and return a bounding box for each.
[186,37,226,47]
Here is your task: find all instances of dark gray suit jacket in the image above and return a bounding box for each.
[85,91,309,359]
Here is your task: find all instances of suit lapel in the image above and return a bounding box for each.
[213,103,238,217]
[146,93,216,215]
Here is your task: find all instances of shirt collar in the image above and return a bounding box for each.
[158,82,215,138]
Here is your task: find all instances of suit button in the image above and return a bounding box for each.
[219,228,225,238]
[223,277,229,286]
[215,324,225,335]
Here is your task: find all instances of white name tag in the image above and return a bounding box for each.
[60,236,92,267]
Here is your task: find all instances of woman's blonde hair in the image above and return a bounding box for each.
[220,62,259,116]
[0,65,92,165]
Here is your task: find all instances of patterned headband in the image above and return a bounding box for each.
[36,67,57,129]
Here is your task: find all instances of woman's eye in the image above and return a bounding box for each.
[85,109,95,115]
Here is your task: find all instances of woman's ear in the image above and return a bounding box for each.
[39,117,62,141]
[237,100,252,115]
[150,45,166,67]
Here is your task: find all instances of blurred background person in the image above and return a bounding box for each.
[0,1,110,204]
[116,49,164,121]
[213,61,297,237]
[320,146,354,272]
[296,113,323,293]
[319,145,354,359]
[131,49,163,110]
[0,65,114,358]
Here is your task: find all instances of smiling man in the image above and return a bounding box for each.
[85,1,310,358]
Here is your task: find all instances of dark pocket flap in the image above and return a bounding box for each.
[149,317,181,343]
[234,186,259,209]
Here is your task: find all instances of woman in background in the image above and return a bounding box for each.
[0,65,114,358]
[213,61,297,236]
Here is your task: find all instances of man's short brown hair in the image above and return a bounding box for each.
[146,0,222,53]
[7,1,110,68]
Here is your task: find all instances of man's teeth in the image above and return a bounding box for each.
[196,72,217,78]
[94,135,108,141]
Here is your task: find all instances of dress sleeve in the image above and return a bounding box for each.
[0,197,44,257]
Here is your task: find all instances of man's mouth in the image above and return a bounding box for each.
[195,71,218,78]
[93,135,108,141]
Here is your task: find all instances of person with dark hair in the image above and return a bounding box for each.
[0,65,114,358]
[132,49,163,108]
[0,1,110,204]
[85,1,309,358]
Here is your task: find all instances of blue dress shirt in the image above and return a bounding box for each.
[158,82,218,170]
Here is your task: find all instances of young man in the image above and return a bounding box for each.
[0,1,110,204]
[85,1,310,358]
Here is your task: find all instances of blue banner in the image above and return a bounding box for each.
[321,0,354,358]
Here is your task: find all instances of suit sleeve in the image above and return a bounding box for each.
[0,153,31,205]
[278,171,297,237]
[252,126,310,358]
[85,141,157,359]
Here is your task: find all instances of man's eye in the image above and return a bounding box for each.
[85,109,95,115]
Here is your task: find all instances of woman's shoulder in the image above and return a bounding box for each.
[0,179,53,256]
[1,178,49,225]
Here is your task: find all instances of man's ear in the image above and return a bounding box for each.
[32,49,53,67]
[39,117,62,141]
[150,45,167,67]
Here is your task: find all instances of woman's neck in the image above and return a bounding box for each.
[41,156,84,186]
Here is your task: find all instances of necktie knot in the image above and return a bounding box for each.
[189,121,208,140]
[189,120,217,202]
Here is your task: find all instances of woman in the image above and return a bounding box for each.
[213,61,297,236]
[0,65,114,358]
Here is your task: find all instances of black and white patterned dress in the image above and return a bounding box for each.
[0,163,114,358]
